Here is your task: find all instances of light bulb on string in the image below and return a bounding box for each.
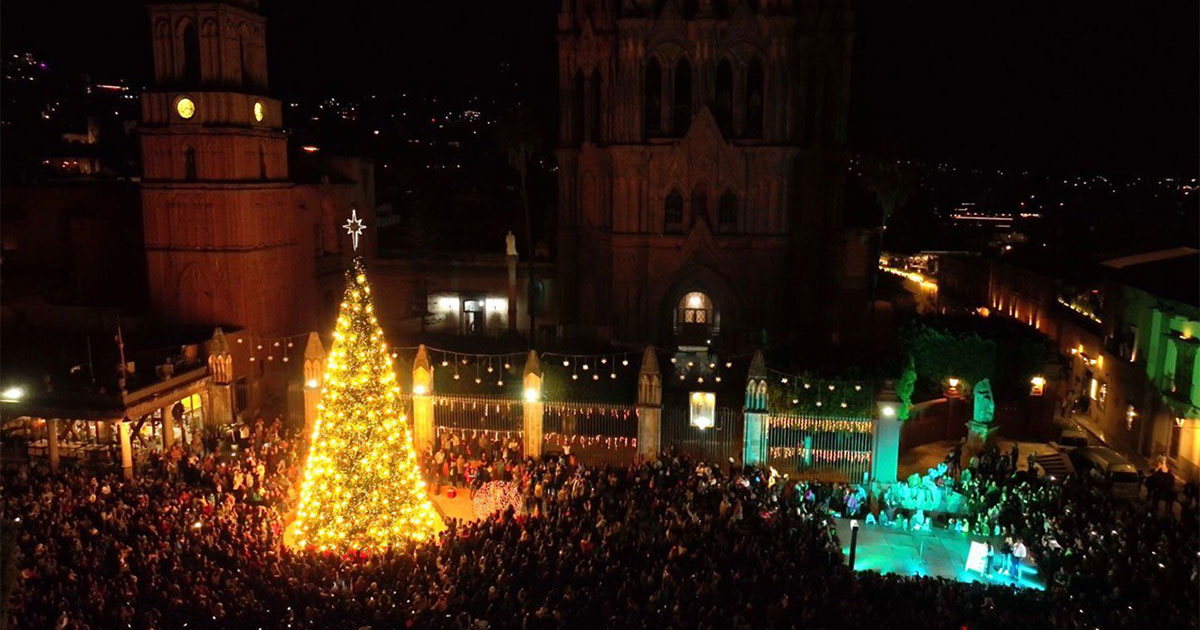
[582,363,589,371]
[601,357,607,364]
[622,358,629,366]
[592,374,599,381]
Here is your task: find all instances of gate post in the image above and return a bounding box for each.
[47,418,61,472]
[872,380,902,484]
[302,332,325,441]
[411,344,435,455]
[118,419,134,480]
[743,350,769,467]
[206,328,235,432]
[522,350,543,458]
[637,347,661,461]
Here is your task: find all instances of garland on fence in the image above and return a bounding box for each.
[543,402,638,420]
[432,396,521,416]
[434,427,524,440]
[768,447,872,463]
[542,433,637,450]
[767,416,874,434]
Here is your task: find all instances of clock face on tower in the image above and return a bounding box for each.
[176,97,196,120]
[253,101,264,122]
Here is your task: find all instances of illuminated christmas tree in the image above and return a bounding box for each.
[293,257,441,551]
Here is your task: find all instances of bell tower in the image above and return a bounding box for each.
[140,0,306,338]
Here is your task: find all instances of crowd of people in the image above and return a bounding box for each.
[2,427,1197,629]
[422,429,525,494]
[957,444,1199,627]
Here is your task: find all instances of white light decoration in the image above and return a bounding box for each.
[0,386,24,402]
[881,405,897,418]
[412,384,427,395]
[524,387,539,402]
[342,208,367,251]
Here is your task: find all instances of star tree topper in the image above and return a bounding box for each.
[342,208,367,251]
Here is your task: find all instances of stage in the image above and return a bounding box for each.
[834,518,1045,591]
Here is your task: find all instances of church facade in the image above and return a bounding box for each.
[554,0,860,351]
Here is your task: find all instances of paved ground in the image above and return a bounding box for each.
[898,439,1059,480]
[429,485,478,522]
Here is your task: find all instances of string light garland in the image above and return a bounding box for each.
[292,258,440,552]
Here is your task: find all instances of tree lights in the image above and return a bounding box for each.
[292,258,441,552]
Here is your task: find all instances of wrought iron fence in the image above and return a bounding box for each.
[431,395,523,432]
[767,414,874,482]
[542,401,638,465]
[661,405,744,465]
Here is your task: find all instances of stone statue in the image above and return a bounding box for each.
[505,231,517,257]
[973,378,995,425]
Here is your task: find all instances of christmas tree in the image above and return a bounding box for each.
[293,257,441,551]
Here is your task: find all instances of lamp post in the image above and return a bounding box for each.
[848,519,860,570]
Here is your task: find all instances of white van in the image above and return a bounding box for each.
[1069,446,1141,500]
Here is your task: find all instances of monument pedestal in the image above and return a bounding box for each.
[963,419,1000,464]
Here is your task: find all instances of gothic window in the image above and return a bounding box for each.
[590,69,602,143]
[673,58,692,135]
[715,58,733,135]
[718,190,738,230]
[183,146,197,180]
[182,21,200,84]
[664,190,683,232]
[644,58,662,135]
[572,71,586,144]
[691,182,708,226]
[239,23,253,88]
[745,57,764,138]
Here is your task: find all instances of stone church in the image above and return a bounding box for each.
[554,0,864,351]
[139,0,372,341]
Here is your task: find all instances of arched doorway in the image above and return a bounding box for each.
[675,291,718,348]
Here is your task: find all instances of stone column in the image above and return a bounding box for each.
[522,350,543,458]
[302,332,325,440]
[636,347,662,461]
[742,351,769,467]
[161,404,176,450]
[118,420,134,479]
[872,380,902,484]
[47,418,61,472]
[411,344,435,454]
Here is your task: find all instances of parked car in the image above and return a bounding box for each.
[1052,428,1090,451]
[1069,446,1141,500]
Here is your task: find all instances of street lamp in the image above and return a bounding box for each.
[848,519,861,570]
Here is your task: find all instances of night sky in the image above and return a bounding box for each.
[3,0,1196,175]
